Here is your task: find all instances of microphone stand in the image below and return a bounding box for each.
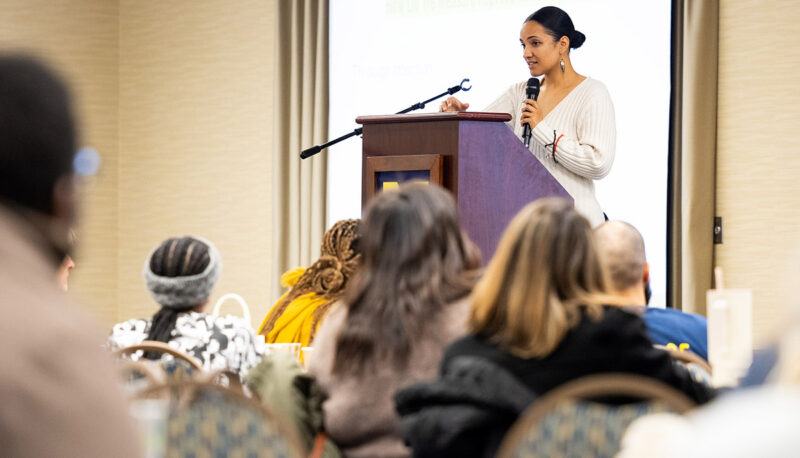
[300,78,472,159]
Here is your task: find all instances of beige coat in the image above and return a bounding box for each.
[307,299,470,458]
[0,205,141,458]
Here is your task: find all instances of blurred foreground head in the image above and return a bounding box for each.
[0,54,78,260]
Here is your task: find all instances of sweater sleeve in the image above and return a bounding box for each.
[484,82,523,132]
[531,84,616,180]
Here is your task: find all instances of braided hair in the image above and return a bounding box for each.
[144,236,212,357]
[262,219,361,344]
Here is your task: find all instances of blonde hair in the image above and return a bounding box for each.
[469,198,621,358]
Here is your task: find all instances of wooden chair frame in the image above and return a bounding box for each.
[116,340,204,371]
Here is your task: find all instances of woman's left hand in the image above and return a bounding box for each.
[520,99,543,130]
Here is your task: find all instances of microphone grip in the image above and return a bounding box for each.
[522,77,539,149]
[523,124,532,148]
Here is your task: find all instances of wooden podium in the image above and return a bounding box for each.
[356,112,571,261]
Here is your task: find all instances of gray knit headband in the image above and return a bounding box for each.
[142,236,222,309]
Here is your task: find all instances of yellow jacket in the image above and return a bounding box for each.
[258,268,332,347]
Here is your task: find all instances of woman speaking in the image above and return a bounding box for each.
[441,6,615,227]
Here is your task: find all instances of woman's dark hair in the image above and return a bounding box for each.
[526,6,586,49]
[333,183,482,374]
[144,237,211,357]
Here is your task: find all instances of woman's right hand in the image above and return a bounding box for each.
[439,97,469,112]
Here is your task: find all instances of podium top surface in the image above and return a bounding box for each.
[356,111,512,125]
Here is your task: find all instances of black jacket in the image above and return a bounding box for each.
[395,356,536,458]
[443,306,716,405]
[395,307,716,458]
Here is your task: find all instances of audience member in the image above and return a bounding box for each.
[595,221,708,360]
[107,236,262,378]
[307,183,481,457]
[0,54,140,457]
[397,198,714,457]
[258,219,361,347]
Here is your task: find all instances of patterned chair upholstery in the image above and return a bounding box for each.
[159,358,199,381]
[138,381,304,458]
[496,374,696,458]
[507,400,676,458]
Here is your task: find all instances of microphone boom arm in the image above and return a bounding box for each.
[300,78,471,159]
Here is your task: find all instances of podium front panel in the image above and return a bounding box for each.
[357,112,569,262]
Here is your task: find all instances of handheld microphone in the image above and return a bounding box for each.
[522,77,540,148]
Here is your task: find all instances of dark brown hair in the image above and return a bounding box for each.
[333,183,481,374]
[526,6,586,49]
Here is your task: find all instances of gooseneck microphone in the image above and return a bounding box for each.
[300,78,472,159]
[522,77,540,148]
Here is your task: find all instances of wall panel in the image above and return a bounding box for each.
[716,0,800,343]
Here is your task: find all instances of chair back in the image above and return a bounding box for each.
[496,373,696,458]
[117,340,205,372]
[654,344,713,386]
[118,359,168,396]
[157,358,200,381]
[120,359,167,384]
[135,380,304,458]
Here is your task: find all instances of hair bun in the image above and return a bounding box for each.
[570,30,586,49]
[311,255,346,296]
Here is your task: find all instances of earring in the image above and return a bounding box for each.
[560,59,566,73]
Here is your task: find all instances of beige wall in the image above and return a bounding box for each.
[117,0,277,329]
[0,1,278,330]
[716,0,800,344]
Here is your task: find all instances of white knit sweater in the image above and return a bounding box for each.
[484,77,616,227]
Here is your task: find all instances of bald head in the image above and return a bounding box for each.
[594,221,647,293]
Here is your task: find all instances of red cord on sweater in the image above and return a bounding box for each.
[553,134,564,164]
